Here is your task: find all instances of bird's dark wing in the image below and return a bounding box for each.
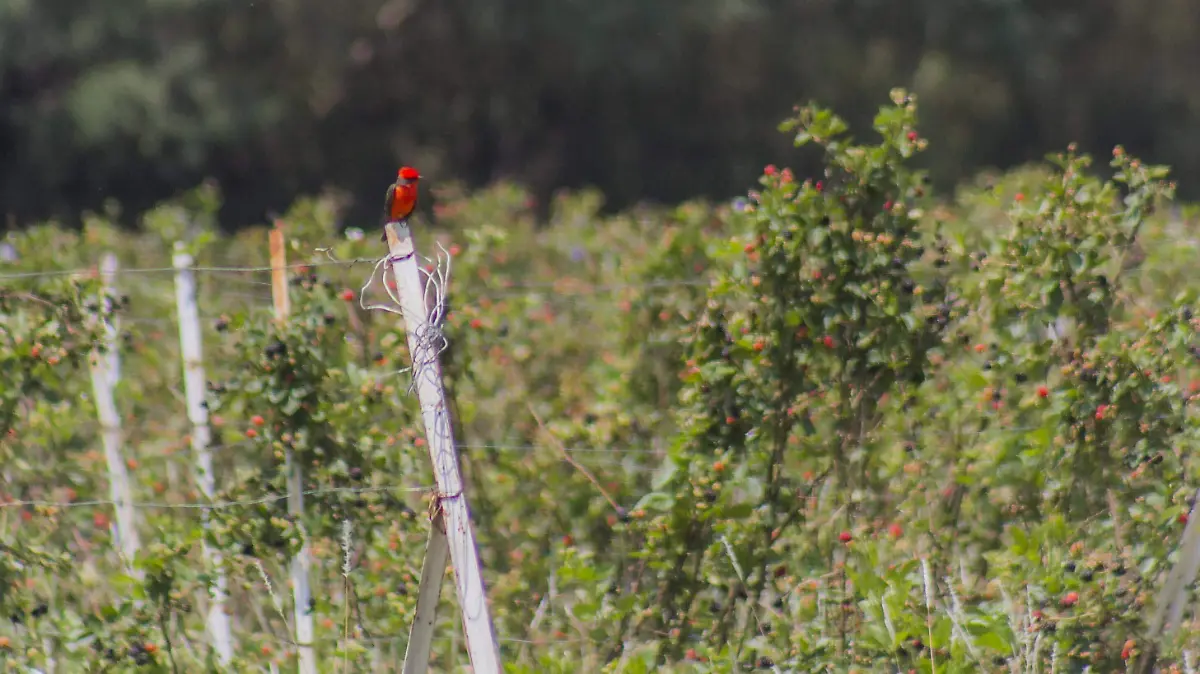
[380,183,397,242]
[381,183,397,224]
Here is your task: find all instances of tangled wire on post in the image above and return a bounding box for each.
[359,241,453,395]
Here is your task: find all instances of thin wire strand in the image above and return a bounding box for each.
[0,485,431,510]
[15,628,587,648]
[1,261,712,296]
[9,418,1192,465]
[0,255,374,279]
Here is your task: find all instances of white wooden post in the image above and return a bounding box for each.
[402,513,450,674]
[1149,487,1200,638]
[384,221,502,673]
[89,253,140,566]
[270,224,316,674]
[173,242,234,664]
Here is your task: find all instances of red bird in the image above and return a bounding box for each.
[380,166,422,241]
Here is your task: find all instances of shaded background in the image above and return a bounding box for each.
[3,0,1198,230]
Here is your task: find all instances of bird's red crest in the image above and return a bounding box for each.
[398,166,421,181]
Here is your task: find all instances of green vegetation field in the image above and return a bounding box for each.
[5,91,1200,673]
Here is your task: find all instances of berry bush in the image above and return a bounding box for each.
[2,89,1200,672]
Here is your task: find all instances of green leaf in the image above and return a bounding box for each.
[634,491,675,512]
[652,462,678,490]
[974,631,1010,653]
[1010,525,1029,554]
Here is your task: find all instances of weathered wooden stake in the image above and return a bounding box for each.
[1138,486,1200,672]
[173,242,234,664]
[269,224,316,674]
[382,221,502,674]
[90,253,140,567]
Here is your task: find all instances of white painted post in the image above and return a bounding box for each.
[269,224,316,674]
[173,242,234,665]
[402,513,450,674]
[1149,487,1200,638]
[384,221,502,673]
[1133,487,1200,673]
[89,253,140,566]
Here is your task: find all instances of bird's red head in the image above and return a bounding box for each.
[398,166,421,181]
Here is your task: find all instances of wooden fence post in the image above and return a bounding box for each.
[90,253,140,567]
[173,242,234,664]
[1138,486,1200,672]
[382,221,502,673]
[269,224,317,674]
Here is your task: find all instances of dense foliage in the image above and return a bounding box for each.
[4,90,1200,672]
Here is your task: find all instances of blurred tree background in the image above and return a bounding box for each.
[3,0,1200,230]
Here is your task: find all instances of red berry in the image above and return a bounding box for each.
[1037,385,1049,398]
[245,428,258,439]
[1014,192,1025,202]
[823,335,834,349]
[753,340,765,352]
[562,535,574,546]
[1060,591,1079,607]
[685,648,698,661]
[814,180,824,192]
[763,164,778,176]
[1096,404,1109,420]
[449,244,462,256]
[1180,512,1189,525]
[251,415,265,427]
[341,289,355,302]
[93,512,109,529]
[888,523,903,538]
[884,201,893,211]
[906,131,917,141]
[838,531,852,543]
[470,318,483,329]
